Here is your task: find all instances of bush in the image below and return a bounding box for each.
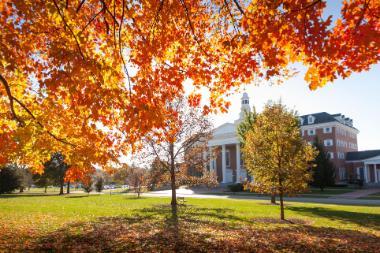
[228,183,244,192]
[95,177,104,192]
[0,166,21,194]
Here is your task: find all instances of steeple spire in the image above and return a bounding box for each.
[239,92,251,119]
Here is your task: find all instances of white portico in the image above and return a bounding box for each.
[208,93,251,184]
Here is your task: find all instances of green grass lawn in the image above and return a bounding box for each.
[1,192,379,252]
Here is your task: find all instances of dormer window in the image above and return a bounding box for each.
[308,115,315,124]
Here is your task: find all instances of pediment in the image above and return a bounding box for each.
[213,123,236,136]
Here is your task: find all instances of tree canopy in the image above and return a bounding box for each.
[243,102,317,219]
[1,0,379,173]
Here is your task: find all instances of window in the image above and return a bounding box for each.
[225,150,230,167]
[308,115,315,124]
[337,152,345,159]
[299,117,304,125]
[308,141,315,146]
[323,127,332,133]
[242,99,249,105]
[339,168,346,180]
[308,129,316,136]
[324,139,333,147]
[327,152,334,159]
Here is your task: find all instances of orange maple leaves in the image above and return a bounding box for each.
[0,0,379,173]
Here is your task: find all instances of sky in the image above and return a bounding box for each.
[209,63,380,151]
[199,1,380,151]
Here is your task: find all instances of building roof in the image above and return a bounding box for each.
[346,150,380,161]
[299,112,356,130]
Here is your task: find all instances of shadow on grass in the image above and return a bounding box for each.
[288,206,380,230]
[6,205,375,252]
[0,193,60,198]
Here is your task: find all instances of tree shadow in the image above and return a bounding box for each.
[288,206,380,230]
[0,193,59,198]
[6,204,374,252]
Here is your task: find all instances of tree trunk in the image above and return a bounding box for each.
[59,181,64,195]
[67,181,70,194]
[19,187,24,193]
[279,191,285,220]
[271,192,276,204]
[169,143,177,214]
[44,186,47,193]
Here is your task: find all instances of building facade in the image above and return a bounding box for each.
[208,93,379,185]
[207,93,250,184]
[299,112,359,182]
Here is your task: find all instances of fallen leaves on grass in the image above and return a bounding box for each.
[1,205,379,252]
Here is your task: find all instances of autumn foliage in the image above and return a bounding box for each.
[0,1,379,174]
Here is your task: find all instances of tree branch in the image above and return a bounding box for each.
[0,74,24,126]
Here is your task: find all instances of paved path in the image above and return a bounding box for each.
[142,189,380,206]
[330,188,380,199]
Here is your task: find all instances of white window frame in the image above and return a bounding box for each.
[323,127,332,133]
[308,129,316,136]
[308,115,315,124]
[327,152,334,159]
[324,139,333,147]
[339,167,346,180]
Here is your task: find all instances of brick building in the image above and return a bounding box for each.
[206,93,379,185]
[299,112,359,182]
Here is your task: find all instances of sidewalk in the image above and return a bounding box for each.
[330,188,380,199]
[143,189,380,206]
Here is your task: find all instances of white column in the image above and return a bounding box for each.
[236,143,241,183]
[209,147,213,172]
[364,164,369,183]
[374,164,379,183]
[222,144,226,183]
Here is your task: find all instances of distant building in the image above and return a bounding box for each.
[207,93,251,184]
[299,112,359,182]
[345,150,380,184]
[207,94,379,185]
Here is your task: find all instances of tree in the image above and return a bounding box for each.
[33,172,50,193]
[43,152,69,195]
[0,165,21,194]
[237,108,257,147]
[243,102,316,220]
[125,166,149,198]
[237,107,284,204]
[142,97,216,216]
[312,138,336,191]
[1,1,378,177]
[94,177,104,192]
[14,165,33,193]
[82,176,93,195]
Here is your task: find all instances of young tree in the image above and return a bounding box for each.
[125,166,149,198]
[142,97,216,215]
[243,102,316,220]
[0,165,21,194]
[237,107,282,204]
[43,152,69,195]
[312,138,336,191]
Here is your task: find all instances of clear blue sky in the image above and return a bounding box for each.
[209,1,379,151]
